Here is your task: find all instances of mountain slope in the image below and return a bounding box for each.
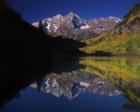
[81,2,140,56]
[0,0,52,61]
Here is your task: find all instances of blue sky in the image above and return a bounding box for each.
[6,0,140,23]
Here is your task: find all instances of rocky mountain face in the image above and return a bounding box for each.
[88,16,121,34]
[32,12,121,39]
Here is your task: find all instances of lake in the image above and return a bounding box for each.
[0,57,140,112]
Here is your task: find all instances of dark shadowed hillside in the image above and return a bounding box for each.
[0,0,85,66]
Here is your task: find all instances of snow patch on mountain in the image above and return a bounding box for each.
[46,22,51,32]
[80,24,90,29]
[108,16,121,22]
[53,25,59,32]
[32,22,39,27]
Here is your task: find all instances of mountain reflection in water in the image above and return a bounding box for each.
[31,72,121,100]
[1,57,140,112]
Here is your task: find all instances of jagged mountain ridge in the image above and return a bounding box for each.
[32,12,121,39]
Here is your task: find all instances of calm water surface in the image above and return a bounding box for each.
[0,57,140,112]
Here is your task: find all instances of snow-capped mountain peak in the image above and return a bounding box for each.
[64,12,88,29]
[55,14,63,18]
[39,12,89,33]
[32,13,121,39]
[66,12,80,18]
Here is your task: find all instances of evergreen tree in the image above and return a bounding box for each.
[39,20,43,31]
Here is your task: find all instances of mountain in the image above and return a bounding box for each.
[81,2,140,56]
[88,16,121,34]
[32,12,120,39]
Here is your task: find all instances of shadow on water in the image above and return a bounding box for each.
[0,56,84,109]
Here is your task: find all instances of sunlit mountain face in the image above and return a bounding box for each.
[32,12,121,39]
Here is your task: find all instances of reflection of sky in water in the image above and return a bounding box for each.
[1,87,132,112]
